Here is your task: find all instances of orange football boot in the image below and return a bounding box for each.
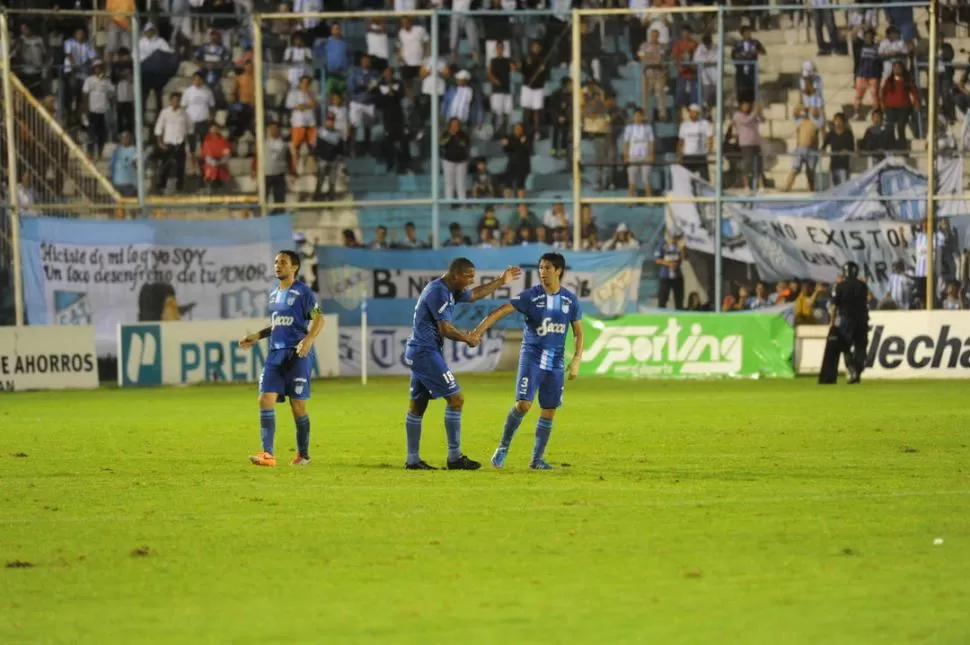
[249,452,277,467]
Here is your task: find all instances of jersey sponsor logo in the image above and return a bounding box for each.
[120,325,162,386]
[583,319,743,375]
[535,317,567,337]
[271,312,295,327]
[866,324,970,370]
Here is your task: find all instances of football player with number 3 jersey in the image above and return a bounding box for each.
[470,252,584,470]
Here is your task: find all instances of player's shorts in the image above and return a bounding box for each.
[405,348,460,400]
[515,355,565,409]
[260,348,312,402]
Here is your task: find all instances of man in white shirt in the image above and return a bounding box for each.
[82,60,114,160]
[139,23,175,118]
[181,72,216,155]
[419,55,450,135]
[398,17,429,97]
[366,18,389,73]
[677,104,713,182]
[154,92,191,193]
[623,108,655,200]
[63,28,97,126]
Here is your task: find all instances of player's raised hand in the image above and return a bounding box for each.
[500,266,522,285]
[295,338,312,358]
[240,333,259,349]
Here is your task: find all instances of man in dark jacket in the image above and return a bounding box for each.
[829,262,870,384]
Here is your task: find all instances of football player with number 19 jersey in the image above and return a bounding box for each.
[470,252,583,470]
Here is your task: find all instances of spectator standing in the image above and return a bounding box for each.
[367,19,390,74]
[730,101,764,191]
[810,0,847,56]
[623,108,655,201]
[694,34,718,110]
[110,131,139,197]
[12,24,47,96]
[282,32,313,92]
[63,28,97,126]
[853,29,881,119]
[822,112,856,186]
[783,106,824,192]
[501,123,532,198]
[154,93,190,194]
[880,62,920,148]
[878,26,908,81]
[419,52,450,136]
[139,23,175,118]
[182,72,216,161]
[195,29,230,103]
[582,80,611,190]
[655,231,686,310]
[731,26,765,104]
[483,0,512,68]
[201,124,232,192]
[860,109,896,165]
[105,0,134,59]
[287,75,318,174]
[258,122,294,211]
[82,61,114,160]
[488,42,515,138]
[638,29,667,122]
[441,118,471,206]
[325,24,351,98]
[348,55,380,157]
[397,17,429,98]
[882,260,914,310]
[313,113,346,202]
[549,77,572,158]
[671,25,698,118]
[678,104,713,182]
[520,40,548,138]
[377,68,410,174]
[449,0,480,64]
[115,66,135,137]
[444,70,475,126]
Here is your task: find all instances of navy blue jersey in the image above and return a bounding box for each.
[268,281,319,351]
[406,278,472,352]
[510,285,582,370]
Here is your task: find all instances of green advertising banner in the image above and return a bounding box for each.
[579,313,794,379]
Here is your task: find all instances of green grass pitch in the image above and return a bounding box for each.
[1,375,968,644]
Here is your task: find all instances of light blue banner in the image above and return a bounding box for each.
[316,245,644,328]
[20,215,294,355]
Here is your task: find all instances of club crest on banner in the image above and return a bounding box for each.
[592,268,639,317]
[321,265,367,310]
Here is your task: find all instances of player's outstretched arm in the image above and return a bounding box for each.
[568,319,584,380]
[468,266,522,302]
[240,326,271,349]
[436,320,480,347]
[470,303,515,343]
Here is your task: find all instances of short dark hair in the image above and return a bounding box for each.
[448,257,476,275]
[278,249,301,269]
[540,252,566,279]
[405,221,416,228]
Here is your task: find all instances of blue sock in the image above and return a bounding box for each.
[501,407,525,448]
[295,415,310,458]
[533,417,553,463]
[405,413,423,465]
[259,409,276,454]
[444,408,462,461]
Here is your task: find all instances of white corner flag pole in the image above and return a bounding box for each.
[360,289,368,386]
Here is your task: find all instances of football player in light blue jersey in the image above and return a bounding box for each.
[240,250,325,467]
[403,257,521,470]
[471,252,583,469]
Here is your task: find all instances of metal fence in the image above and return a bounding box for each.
[2,1,970,326]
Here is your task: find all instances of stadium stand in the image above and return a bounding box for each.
[2,0,969,317]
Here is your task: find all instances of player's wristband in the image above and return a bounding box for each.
[257,327,271,340]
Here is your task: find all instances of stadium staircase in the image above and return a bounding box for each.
[0,72,122,213]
